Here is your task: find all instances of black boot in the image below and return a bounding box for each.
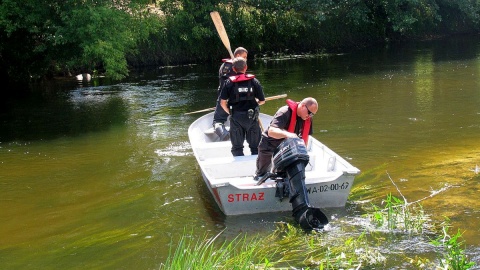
[214,123,230,141]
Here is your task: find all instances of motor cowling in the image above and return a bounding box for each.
[272,137,309,171]
[272,138,328,232]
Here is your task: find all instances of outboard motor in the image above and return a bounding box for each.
[272,138,328,232]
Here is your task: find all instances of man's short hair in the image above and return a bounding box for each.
[232,57,247,71]
[302,97,318,107]
[234,47,248,56]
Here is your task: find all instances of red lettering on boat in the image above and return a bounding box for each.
[226,192,265,202]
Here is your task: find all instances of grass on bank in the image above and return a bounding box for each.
[159,228,276,269]
[159,193,475,269]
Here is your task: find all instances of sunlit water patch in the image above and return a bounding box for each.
[154,141,192,157]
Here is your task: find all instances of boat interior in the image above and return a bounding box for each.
[194,139,339,181]
[188,113,353,182]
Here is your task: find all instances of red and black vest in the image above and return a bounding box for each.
[286,99,311,144]
[228,74,256,102]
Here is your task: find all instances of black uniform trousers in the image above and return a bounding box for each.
[229,111,261,156]
[255,137,281,176]
[213,98,229,124]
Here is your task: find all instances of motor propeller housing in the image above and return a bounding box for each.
[272,138,328,231]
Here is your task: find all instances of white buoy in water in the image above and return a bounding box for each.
[83,73,92,81]
[75,73,92,82]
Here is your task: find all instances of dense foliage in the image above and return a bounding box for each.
[1,0,480,86]
[152,0,480,61]
[0,0,160,87]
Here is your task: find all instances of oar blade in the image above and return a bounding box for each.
[210,11,234,59]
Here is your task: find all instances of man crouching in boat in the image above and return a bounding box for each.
[254,97,318,180]
[219,57,266,156]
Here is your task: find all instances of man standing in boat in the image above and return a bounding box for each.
[213,47,249,141]
[219,57,265,156]
[254,97,318,180]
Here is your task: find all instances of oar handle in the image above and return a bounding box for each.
[264,94,287,101]
[184,106,215,115]
[184,94,287,115]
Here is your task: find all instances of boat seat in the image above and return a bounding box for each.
[195,141,254,160]
[203,154,316,179]
[203,127,215,135]
[203,126,230,135]
[203,155,258,179]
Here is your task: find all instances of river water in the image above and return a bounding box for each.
[1,35,480,269]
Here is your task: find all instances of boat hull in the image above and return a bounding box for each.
[188,112,360,216]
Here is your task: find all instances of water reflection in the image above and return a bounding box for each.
[0,89,129,142]
[414,52,434,112]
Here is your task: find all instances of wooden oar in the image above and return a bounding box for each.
[184,94,287,115]
[210,11,234,59]
[210,10,268,130]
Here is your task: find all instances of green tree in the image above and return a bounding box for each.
[2,0,480,90]
[436,0,480,33]
[0,0,160,86]
[155,0,222,62]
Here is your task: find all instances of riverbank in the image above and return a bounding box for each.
[160,192,475,269]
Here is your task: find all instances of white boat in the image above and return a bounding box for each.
[188,112,360,216]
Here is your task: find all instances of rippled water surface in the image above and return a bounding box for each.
[1,36,480,268]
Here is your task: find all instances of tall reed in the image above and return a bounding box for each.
[160,194,475,269]
[159,228,273,269]
[369,192,427,234]
[431,219,476,270]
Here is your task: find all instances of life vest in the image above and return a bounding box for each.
[228,74,256,102]
[286,99,311,144]
[220,59,234,78]
[229,73,255,82]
